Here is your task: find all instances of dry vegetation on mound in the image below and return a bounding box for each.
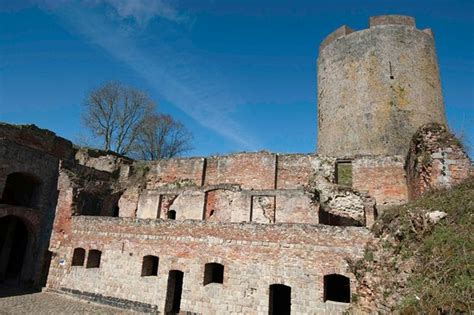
[348,177,474,313]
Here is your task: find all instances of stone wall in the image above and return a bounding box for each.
[47,216,372,314]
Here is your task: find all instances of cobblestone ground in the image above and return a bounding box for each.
[0,285,136,315]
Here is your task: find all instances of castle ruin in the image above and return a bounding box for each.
[0,15,471,314]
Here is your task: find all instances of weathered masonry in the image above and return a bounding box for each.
[317,15,447,156]
[0,124,74,287]
[0,15,472,314]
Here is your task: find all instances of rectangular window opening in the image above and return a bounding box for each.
[336,161,353,187]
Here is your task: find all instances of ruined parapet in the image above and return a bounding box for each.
[75,148,132,175]
[0,122,74,160]
[317,15,447,156]
[405,123,472,199]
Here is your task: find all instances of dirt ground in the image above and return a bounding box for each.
[0,285,136,315]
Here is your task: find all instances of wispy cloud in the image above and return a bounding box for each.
[102,0,184,25]
[15,0,184,25]
[32,1,257,149]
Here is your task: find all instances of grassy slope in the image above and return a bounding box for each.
[350,177,474,313]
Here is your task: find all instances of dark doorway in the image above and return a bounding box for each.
[0,216,30,282]
[1,173,41,207]
[324,274,350,303]
[165,270,184,314]
[269,284,291,315]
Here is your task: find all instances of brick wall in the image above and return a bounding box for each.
[205,152,276,190]
[276,154,317,189]
[352,156,409,209]
[146,157,205,189]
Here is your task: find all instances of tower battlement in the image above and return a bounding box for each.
[369,15,416,27]
[320,15,431,52]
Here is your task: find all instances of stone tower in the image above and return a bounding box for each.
[317,15,447,156]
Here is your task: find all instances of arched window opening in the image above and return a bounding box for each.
[324,274,350,303]
[71,248,86,266]
[86,250,102,268]
[203,262,224,285]
[269,284,291,315]
[141,255,159,276]
[167,210,176,220]
[1,172,41,207]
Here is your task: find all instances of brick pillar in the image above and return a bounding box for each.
[364,197,376,228]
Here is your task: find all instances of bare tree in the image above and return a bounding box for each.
[83,81,154,155]
[134,113,192,160]
[82,81,192,159]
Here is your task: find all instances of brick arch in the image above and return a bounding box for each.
[204,257,224,265]
[322,265,353,279]
[0,206,41,235]
[168,263,190,274]
[267,275,292,289]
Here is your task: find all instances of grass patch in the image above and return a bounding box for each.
[376,177,474,313]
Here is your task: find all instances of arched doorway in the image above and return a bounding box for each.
[165,270,184,314]
[269,284,291,315]
[0,216,30,283]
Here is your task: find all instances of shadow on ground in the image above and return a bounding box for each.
[0,283,40,298]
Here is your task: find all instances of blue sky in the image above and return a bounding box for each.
[0,0,473,157]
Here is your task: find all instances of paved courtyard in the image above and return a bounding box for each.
[0,285,135,315]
